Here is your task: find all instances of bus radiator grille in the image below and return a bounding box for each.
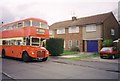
[37,51,45,58]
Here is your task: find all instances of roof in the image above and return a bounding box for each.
[1,18,47,27]
[50,12,113,30]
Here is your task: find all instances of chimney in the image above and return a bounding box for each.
[72,16,77,21]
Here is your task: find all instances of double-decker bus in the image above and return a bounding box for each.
[0,18,49,62]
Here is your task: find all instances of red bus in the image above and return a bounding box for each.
[0,18,49,62]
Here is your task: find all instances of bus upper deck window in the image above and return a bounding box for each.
[24,21,31,27]
[41,22,48,29]
[18,22,23,28]
[32,20,40,28]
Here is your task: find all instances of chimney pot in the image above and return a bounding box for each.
[72,16,77,21]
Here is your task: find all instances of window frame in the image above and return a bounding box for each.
[68,40,72,48]
[75,40,79,47]
[86,24,96,32]
[68,26,79,33]
[56,28,65,34]
[111,29,115,36]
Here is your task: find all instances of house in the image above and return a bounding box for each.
[50,12,120,52]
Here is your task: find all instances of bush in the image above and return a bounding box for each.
[70,46,80,52]
[102,39,113,47]
[46,38,64,56]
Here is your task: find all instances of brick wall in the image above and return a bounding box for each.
[53,26,83,51]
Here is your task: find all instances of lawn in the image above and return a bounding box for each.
[61,50,79,55]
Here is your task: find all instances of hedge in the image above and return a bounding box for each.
[46,38,64,56]
[102,39,113,47]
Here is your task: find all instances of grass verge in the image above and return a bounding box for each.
[61,50,79,55]
[65,53,99,60]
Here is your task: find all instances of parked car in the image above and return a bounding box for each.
[100,47,119,59]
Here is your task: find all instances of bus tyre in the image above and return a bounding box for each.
[42,57,48,61]
[22,52,31,62]
[2,49,6,58]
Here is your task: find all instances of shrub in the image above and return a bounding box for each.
[46,38,64,56]
[102,39,113,47]
[70,46,80,52]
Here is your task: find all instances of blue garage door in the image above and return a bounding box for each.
[87,40,98,52]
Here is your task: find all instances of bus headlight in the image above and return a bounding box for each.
[32,52,34,55]
[46,51,49,54]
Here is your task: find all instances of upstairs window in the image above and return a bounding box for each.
[57,28,65,34]
[41,22,49,29]
[24,20,31,27]
[32,20,40,28]
[86,24,96,32]
[12,24,17,29]
[111,29,115,36]
[18,22,23,28]
[69,26,79,33]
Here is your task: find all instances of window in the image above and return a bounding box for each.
[2,40,22,45]
[111,29,115,36]
[57,28,65,34]
[75,40,79,47]
[2,40,8,45]
[18,22,23,28]
[41,22,49,29]
[86,24,96,32]
[32,20,40,27]
[8,25,13,30]
[24,20,31,27]
[68,40,72,48]
[69,26,79,33]
[72,40,79,47]
[32,38,40,46]
[12,24,17,29]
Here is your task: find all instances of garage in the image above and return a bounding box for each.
[87,40,98,52]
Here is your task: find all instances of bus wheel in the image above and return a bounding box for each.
[42,57,48,61]
[22,52,31,62]
[2,49,6,58]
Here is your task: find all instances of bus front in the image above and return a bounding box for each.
[23,18,50,62]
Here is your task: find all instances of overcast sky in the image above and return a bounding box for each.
[0,0,119,25]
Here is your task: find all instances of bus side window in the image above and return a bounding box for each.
[2,40,6,45]
[26,37,30,45]
[18,40,22,45]
[2,40,9,45]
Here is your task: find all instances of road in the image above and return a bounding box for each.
[1,57,119,80]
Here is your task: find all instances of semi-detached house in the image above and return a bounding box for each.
[50,12,120,52]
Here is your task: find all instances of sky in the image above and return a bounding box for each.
[0,0,119,25]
